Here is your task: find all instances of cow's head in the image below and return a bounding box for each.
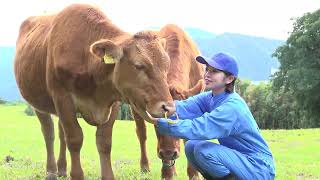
[90,31,175,118]
[155,79,205,166]
[152,24,206,171]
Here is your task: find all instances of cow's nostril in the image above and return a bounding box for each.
[173,151,178,158]
[159,150,179,160]
[162,104,169,112]
[161,102,175,114]
[159,150,164,159]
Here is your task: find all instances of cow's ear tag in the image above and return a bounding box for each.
[103,53,115,64]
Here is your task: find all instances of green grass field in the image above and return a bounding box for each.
[0,103,319,180]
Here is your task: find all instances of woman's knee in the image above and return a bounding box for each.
[193,142,232,178]
[184,140,203,157]
[193,141,221,160]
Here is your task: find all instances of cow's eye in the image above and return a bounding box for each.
[134,64,145,70]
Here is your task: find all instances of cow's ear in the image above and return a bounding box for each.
[183,79,205,97]
[90,39,123,64]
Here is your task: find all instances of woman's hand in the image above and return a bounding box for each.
[145,111,160,125]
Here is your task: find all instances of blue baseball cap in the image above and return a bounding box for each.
[196,53,239,77]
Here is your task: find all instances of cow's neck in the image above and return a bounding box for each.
[71,70,122,126]
[80,24,132,110]
[88,20,130,43]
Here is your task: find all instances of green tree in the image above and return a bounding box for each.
[0,97,6,104]
[117,102,133,120]
[235,79,251,97]
[272,9,320,127]
[236,79,310,129]
[24,104,35,116]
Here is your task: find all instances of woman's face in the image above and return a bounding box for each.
[204,66,234,93]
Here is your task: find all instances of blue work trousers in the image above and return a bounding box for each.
[184,140,275,180]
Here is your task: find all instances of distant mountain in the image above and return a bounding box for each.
[184,29,282,81]
[0,46,21,101]
[184,28,216,39]
[0,28,283,101]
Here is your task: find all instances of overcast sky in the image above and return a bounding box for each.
[0,0,319,46]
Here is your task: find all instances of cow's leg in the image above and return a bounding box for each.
[132,110,150,172]
[184,139,200,180]
[187,161,200,180]
[52,92,84,180]
[35,110,57,180]
[96,102,119,180]
[57,121,67,177]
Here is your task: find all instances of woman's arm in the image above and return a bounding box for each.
[157,99,239,140]
[170,91,210,120]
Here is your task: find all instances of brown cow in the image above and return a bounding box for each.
[14,4,175,180]
[131,24,205,180]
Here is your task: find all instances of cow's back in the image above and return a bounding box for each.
[159,24,204,89]
[14,15,56,113]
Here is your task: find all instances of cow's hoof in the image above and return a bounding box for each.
[70,174,84,180]
[163,177,173,180]
[141,166,150,173]
[190,175,201,180]
[101,176,115,180]
[57,171,67,177]
[45,172,57,180]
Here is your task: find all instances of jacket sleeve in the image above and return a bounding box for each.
[169,92,209,120]
[157,99,238,140]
